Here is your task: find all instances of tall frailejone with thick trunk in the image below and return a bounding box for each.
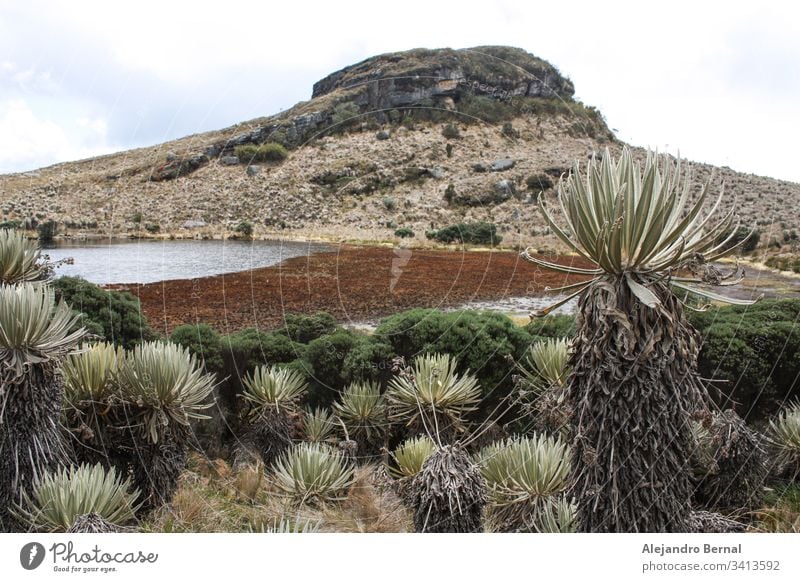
[0,284,85,531]
[521,148,755,532]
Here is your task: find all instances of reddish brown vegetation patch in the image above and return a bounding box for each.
[113,247,591,335]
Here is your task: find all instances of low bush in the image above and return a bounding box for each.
[52,277,156,349]
[170,323,225,378]
[394,227,414,238]
[526,173,555,192]
[276,312,338,344]
[296,329,394,407]
[376,309,531,409]
[426,222,502,246]
[234,142,288,163]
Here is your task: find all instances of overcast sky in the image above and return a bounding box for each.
[0,0,798,182]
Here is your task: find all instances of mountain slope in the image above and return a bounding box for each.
[0,46,796,249]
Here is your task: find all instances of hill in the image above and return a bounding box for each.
[1,45,797,250]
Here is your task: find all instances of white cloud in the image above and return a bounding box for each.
[0,99,113,172]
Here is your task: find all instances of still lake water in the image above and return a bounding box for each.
[43,239,332,285]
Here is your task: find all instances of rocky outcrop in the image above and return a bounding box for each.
[312,46,574,107]
[206,46,583,156]
[149,153,208,181]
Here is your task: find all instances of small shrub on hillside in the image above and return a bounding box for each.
[526,173,554,192]
[234,220,254,238]
[717,225,760,253]
[234,142,288,163]
[426,222,502,246]
[441,123,460,139]
[394,227,414,238]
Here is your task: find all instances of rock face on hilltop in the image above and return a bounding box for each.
[312,46,575,110]
[207,46,588,156]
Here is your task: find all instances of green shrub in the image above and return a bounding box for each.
[222,328,305,386]
[383,196,397,210]
[170,323,225,378]
[765,256,800,273]
[276,312,338,344]
[441,123,460,139]
[375,309,531,408]
[394,227,414,238]
[234,142,288,163]
[688,299,800,419]
[426,222,502,246]
[234,220,253,238]
[52,277,156,349]
[37,220,57,243]
[297,330,394,407]
[717,225,760,253]
[525,314,576,340]
[0,220,21,229]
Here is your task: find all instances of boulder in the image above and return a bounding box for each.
[220,156,240,166]
[490,158,515,172]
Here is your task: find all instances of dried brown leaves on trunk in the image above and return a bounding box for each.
[567,277,709,532]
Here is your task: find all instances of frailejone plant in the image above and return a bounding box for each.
[272,442,354,504]
[62,342,125,465]
[769,402,800,476]
[476,434,571,531]
[113,341,216,509]
[477,434,571,504]
[0,228,47,284]
[532,496,578,533]
[240,365,308,466]
[387,353,480,440]
[116,341,215,444]
[522,338,570,390]
[242,365,307,416]
[333,380,387,449]
[302,407,336,444]
[0,283,85,530]
[521,147,755,532]
[514,338,571,434]
[15,463,140,533]
[389,435,437,479]
[62,342,124,404]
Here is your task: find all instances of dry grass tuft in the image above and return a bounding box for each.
[141,454,410,532]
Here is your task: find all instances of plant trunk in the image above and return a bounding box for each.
[568,277,707,532]
[0,365,66,531]
[410,445,485,532]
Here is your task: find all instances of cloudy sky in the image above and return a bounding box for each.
[1,0,798,181]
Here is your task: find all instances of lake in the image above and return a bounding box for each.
[43,238,333,285]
